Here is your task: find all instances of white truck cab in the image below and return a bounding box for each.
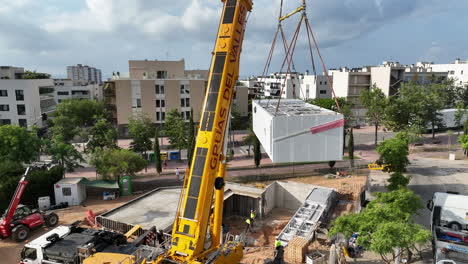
[428,192,468,264]
[20,225,70,264]
[427,192,468,231]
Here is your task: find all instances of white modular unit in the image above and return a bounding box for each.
[433,109,467,129]
[253,99,344,163]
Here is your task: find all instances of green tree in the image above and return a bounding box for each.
[187,109,196,166]
[0,125,41,164]
[46,138,84,175]
[454,102,466,135]
[91,148,147,183]
[361,85,387,145]
[164,109,188,160]
[51,99,106,141]
[376,135,411,189]
[86,118,117,152]
[377,137,410,173]
[330,189,430,264]
[459,134,468,156]
[348,128,355,167]
[128,113,154,155]
[21,70,51,79]
[154,128,162,175]
[305,97,348,112]
[253,134,261,168]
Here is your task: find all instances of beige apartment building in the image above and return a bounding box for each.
[104,59,210,133]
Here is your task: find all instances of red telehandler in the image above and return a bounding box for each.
[0,166,59,242]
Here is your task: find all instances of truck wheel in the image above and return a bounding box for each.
[448,221,462,231]
[45,213,59,227]
[12,225,30,242]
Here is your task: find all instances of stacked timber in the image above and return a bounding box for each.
[284,236,309,263]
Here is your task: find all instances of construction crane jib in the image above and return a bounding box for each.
[166,0,253,262]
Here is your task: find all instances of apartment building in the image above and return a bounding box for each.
[241,72,331,100]
[330,67,371,123]
[416,59,468,87]
[300,75,331,100]
[67,64,102,84]
[54,79,103,102]
[104,59,209,133]
[0,77,56,128]
[0,66,24,79]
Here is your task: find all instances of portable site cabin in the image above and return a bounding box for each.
[54,177,87,206]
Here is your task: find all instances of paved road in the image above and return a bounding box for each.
[368,156,468,228]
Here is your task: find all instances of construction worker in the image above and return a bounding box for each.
[274,239,284,264]
[245,218,252,233]
[250,209,256,227]
[275,239,282,250]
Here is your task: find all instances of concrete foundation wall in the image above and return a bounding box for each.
[275,181,317,211]
[262,182,276,217]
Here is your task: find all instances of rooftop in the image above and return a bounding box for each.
[254,99,338,117]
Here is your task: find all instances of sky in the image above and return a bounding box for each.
[1,0,468,79]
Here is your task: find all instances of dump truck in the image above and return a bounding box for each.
[427,192,468,264]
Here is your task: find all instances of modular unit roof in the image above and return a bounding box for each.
[254,99,337,117]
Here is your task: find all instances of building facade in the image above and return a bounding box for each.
[416,59,468,87]
[104,59,209,133]
[67,64,102,84]
[0,66,24,79]
[54,79,103,102]
[0,78,56,128]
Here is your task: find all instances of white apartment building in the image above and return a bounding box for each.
[67,64,102,84]
[0,78,56,128]
[0,66,24,79]
[416,59,468,87]
[300,75,331,100]
[54,79,103,102]
[242,72,331,100]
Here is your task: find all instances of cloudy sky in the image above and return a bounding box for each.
[1,0,467,78]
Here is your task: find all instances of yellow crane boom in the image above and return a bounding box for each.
[164,0,253,262]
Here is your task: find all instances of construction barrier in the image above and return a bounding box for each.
[367,163,386,170]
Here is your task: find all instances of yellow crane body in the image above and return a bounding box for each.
[166,0,252,262]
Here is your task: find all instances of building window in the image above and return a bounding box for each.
[156,71,167,79]
[319,90,327,94]
[0,90,7,96]
[57,91,69,95]
[180,84,190,94]
[0,104,9,111]
[462,70,464,75]
[17,104,26,115]
[15,90,24,101]
[181,98,190,107]
[155,85,165,94]
[18,119,27,127]
[136,99,141,108]
[157,112,166,121]
[185,111,191,120]
[156,99,165,108]
[324,81,327,85]
[0,119,11,125]
[319,81,323,85]
[449,70,455,74]
[62,187,72,196]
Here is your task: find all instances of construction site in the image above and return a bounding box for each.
[2,0,468,263]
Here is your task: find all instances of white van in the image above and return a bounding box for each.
[427,192,468,231]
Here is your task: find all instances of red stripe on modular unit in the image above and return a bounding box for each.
[310,119,345,134]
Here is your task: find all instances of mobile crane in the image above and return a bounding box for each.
[0,166,59,242]
[83,0,253,263]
